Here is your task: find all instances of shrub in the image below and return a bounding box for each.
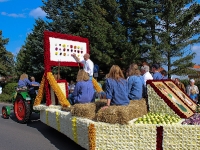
[0,93,12,103]
[2,83,18,95]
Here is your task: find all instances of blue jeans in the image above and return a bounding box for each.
[68,93,75,105]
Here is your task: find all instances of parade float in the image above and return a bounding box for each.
[33,31,200,150]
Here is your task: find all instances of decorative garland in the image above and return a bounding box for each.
[47,72,70,107]
[88,123,96,150]
[92,78,103,93]
[156,126,163,150]
[45,74,51,106]
[72,117,78,143]
[34,74,45,106]
[46,110,49,126]
[56,111,60,132]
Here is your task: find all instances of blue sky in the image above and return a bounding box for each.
[0,0,200,66]
[0,0,46,55]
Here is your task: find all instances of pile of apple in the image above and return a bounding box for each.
[134,112,181,124]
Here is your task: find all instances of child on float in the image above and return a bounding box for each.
[68,69,95,105]
[103,65,129,108]
[127,63,144,100]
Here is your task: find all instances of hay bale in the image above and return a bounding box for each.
[96,105,130,124]
[94,99,107,112]
[71,103,96,120]
[96,98,148,125]
[62,106,73,112]
[129,98,148,118]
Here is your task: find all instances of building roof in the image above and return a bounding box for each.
[193,65,200,69]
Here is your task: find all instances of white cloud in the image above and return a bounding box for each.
[29,7,46,18]
[0,0,9,2]
[1,12,26,18]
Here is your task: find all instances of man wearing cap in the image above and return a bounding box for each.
[186,79,199,103]
[151,63,162,80]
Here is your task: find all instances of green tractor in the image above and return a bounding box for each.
[1,86,39,123]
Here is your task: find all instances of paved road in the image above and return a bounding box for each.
[0,103,86,150]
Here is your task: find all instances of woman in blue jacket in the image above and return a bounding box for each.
[104,65,129,107]
[68,69,95,104]
[127,63,144,100]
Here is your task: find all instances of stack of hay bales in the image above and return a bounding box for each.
[67,98,147,124]
[96,98,148,125]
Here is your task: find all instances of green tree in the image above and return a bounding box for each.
[15,0,200,80]
[157,0,200,77]
[41,0,80,34]
[119,0,162,65]
[15,19,47,80]
[0,30,15,77]
[72,0,127,72]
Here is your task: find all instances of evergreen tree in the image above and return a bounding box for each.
[41,0,80,33]
[0,30,15,77]
[15,19,47,80]
[119,0,163,65]
[157,0,200,76]
[15,0,200,79]
[15,45,28,76]
[72,0,128,73]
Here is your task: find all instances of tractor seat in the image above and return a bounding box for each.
[17,87,28,92]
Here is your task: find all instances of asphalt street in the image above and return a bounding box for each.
[0,103,86,150]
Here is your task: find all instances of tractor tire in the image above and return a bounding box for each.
[2,106,9,119]
[14,95,31,124]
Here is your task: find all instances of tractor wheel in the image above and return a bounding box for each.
[14,95,31,124]
[2,106,9,119]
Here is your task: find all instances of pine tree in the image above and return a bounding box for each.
[72,0,128,73]
[15,0,200,79]
[0,30,15,77]
[157,0,200,77]
[119,0,164,65]
[15,19,47,80]
[41,0,80,34]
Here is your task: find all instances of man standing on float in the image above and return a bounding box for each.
[71,53,94,80]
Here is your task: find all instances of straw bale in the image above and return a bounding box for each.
[62,106,73,112]
[71,103,96,120]
[96,98,148,125]
[94,99,107,112]
[128,98,148,118]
